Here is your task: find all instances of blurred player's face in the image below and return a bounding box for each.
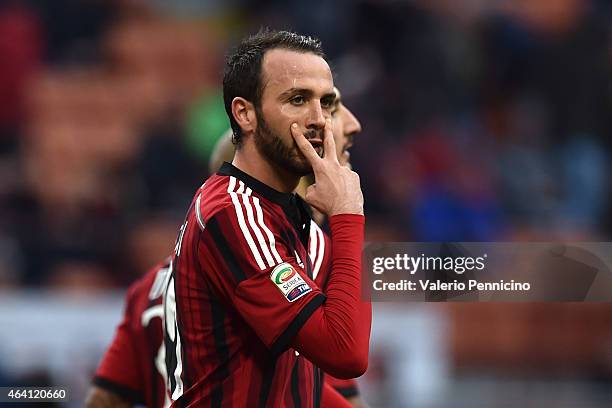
[254,49,335,176]
[331,88,362,169]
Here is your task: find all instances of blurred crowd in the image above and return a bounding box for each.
[0,0,611,289]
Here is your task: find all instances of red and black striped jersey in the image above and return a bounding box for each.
[164,162,337,408]
[92,258,359,408]
[94,261,172,408]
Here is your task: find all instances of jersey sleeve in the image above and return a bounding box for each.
[291,214,371,379]
[199,201,325,354]
[93,285,144,403]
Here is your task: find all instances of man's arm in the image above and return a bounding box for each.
[86,282,145,406]
[85,387,131,408]
[291,215,370,378]
[288,120,372,379]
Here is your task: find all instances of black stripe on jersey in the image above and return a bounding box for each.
[305,251,313,280]
[291,358,302,408]
[176,398,186,408]
[165,269,180,399]
[172,256,191,405]
[313,366,321,408]
[296,200,312,249]
[146,324,160,408]
[334,386,359,398]
[280,228,295,254]
[207,216,246,283]
[210,293,229,408]
[92,376,144,405]
[258,357,278,408]
[270,294,326,356]
[281,228,313,279]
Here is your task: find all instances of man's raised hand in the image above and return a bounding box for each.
[291,119,363,216]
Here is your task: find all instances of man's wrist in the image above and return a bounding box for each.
[328,207,364,217]
[329,213,365,225]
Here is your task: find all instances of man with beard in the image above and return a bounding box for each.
[84,87,369,408]
[208,88,369,407]
[208,86,361,174]
[163,30,371,407]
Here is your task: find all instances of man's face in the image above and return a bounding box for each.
[254,49,335,176]
[331,88,362,168]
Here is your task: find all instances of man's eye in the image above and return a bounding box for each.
[321,97,337,112]
[290,96,305,105]
[325,101,340,117]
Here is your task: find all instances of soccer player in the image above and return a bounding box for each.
[85,86,369,408]
[86,260,172,408]
[164,29,371,406]
[261,87,369,408]
[328,88,361,170]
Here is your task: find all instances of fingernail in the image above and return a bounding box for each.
[292,123,298,129]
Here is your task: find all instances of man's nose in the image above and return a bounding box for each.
[342,106,362,136]
[305,102,327,129]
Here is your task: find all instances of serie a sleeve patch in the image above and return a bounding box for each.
[270,263,312,302]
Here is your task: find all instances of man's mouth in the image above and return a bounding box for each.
[308,138,323,157]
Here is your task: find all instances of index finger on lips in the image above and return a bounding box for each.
[291,123,322,166]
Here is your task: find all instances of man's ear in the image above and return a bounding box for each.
[231,97,257,135]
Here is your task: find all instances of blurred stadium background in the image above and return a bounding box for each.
[1,0,612,406]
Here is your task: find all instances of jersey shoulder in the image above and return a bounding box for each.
[122,260,171,331]
[196,173,286,229]
[127,261,171,303]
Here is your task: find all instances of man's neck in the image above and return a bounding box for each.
[295,175,314,198]
[232,143,300,194]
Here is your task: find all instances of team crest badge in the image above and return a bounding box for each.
[270,263,312,302]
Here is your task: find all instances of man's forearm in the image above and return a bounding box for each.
[292,215,372,378]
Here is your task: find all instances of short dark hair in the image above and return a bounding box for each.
[222,29,326,147]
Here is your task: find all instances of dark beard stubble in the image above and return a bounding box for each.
[253,108,313,177]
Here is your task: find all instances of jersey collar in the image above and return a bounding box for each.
[217,162,314,247]
[217,162,298,209]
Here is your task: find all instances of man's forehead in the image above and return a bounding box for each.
[261,48,333,92]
